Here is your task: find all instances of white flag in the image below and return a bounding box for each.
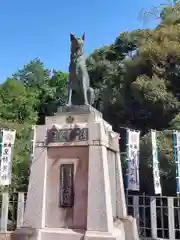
[29,125,36,167]
[175,131,180,193]
[127,129,140,191]
[3,130,16,145]
[151,130,161,194]
[0,130,16,186]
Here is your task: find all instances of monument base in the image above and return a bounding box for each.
[14,105,139,240]
[12,216,139,240]
[12,227,124,240]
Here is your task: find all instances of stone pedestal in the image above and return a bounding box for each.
[12,105,139,240]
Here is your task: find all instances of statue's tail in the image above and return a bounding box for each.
[87,87,95,105]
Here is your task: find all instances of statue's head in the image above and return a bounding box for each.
[70,33,85,56]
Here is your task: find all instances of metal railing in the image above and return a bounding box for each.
[127,194,180,239]
[0,192,179,240]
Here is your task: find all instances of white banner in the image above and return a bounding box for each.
[29,125,36,167]
[3,130,16,145]
[127,129,140,191]
[0,130,16,186]
[175,131,180,193]
[151,130,162,195]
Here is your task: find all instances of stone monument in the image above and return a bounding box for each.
[12,33,139,240]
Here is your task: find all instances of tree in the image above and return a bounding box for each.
[13,58,50,88]
[47,70,68,115]
[0,78,38,124]
[85,1,180,194]
[13,59,67,124]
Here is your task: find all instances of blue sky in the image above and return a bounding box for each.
[0,0,167,82]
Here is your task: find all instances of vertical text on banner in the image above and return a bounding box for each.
[0,130,16,186]
[29,125,36,168]
[173,131,180,193]
[126,129,140,191]
[151,130,162,195]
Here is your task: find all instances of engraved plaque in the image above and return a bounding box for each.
[48,127,88,143]
[47,127,58,143]
[59,129,70,142]
[59,164,74,208]
[79,128,88,141]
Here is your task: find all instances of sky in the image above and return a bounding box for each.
[0,0,167,82]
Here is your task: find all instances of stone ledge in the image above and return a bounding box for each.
[12,228,86,240]
[84,228,125,240]
[120,216,139,240]
[57,105,102,118]
[11,228,126,240]
[0,232,12,240]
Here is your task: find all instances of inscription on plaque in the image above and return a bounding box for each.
[48,128,88,143]
[59,164,74,208]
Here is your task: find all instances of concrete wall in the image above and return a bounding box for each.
[0,232,12,240]
[46,146,89,229]
[107,149,116,219]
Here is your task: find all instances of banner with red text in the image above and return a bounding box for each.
[151,130,162,195]
[126,129,140,191]
[0,130,16,186]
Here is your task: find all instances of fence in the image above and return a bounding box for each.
[0,192,180,239]
[0,192,25,232]
[127,194,180,239]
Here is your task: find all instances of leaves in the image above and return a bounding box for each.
[0,78,38,124]
[85,1,180,194]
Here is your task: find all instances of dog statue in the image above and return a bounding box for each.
[67,33,95,106]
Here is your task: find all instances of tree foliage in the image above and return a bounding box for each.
[86,1,180,195]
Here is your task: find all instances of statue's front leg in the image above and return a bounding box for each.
[83,80,89,105]
[67,88,72,106]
